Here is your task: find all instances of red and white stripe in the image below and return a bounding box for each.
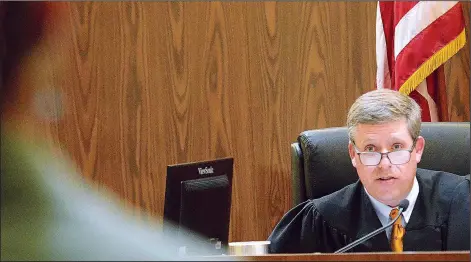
[376,1,466,122]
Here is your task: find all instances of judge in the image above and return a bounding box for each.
[268,89,470,253]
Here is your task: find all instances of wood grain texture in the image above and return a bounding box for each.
[444,1,470,122]
[26,2,469,242]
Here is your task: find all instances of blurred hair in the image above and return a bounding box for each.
[0,2,51,110]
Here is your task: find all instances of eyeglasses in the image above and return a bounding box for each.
[352,140,417,166]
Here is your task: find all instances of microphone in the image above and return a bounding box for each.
[333,199,409,254]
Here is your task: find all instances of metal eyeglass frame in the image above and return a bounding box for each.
[351,139,417,166]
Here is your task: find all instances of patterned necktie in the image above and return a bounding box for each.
[389,208,405,252]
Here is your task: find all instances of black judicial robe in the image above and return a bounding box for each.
[268,168,470,253]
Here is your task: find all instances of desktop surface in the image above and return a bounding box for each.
[202,250,470,261]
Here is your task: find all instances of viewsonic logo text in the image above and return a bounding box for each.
[198,167,214,175]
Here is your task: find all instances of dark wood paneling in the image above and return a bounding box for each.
[28,2,469,242]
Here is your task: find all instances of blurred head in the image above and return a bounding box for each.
[346,89,425,207]
[0,2,53,116]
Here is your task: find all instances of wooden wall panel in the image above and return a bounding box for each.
[27,1,469,242]
[444,1,470,122]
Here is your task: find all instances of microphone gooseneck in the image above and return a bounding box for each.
[333,199,410,254]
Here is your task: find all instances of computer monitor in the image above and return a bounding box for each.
[163,157,234,256]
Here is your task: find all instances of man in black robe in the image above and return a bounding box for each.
[268,89,470,253]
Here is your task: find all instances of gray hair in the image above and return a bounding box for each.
[347,89,421,143]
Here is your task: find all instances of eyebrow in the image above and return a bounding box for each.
[360,137,409,146]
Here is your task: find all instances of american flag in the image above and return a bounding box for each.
[376,1,466,122]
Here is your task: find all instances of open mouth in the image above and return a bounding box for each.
[378,177,396,181]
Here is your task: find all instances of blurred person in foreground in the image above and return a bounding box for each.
[268,89,470,253]
[0,2,219,260]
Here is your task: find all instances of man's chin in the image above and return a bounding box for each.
[375,196,402,207]
[369,190,403,207]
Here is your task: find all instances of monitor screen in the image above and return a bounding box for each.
[163,157,234,256]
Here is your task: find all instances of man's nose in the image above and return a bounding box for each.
[378,153,392,168]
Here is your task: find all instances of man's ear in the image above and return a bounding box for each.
[348,142,357,168]
[414,136,425,163]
